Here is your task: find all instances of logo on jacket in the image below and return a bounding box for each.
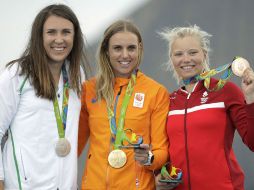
[200,91,208,104]
[133,93,145,108]
[91,98,97,103]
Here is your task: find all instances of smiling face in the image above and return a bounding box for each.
[171,36,206,80]
[108,31,141,78]
[43,15,74,65]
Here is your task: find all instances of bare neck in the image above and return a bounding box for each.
[185,83,196,93]
[48,62,64,86]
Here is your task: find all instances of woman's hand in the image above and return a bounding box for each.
[241,67,254,104]
[134,144,150,165]
[155,173,180,190]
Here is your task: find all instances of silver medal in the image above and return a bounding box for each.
[55,138,71,157]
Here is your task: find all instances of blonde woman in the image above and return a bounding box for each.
[156,25,254,190]
[78,20,169,190]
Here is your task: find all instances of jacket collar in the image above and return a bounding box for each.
[178,78,219,95]
[114,70,143,87]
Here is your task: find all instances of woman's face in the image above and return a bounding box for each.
[108,31,140,78]
[43,15,74,65]
[170,36,206,80]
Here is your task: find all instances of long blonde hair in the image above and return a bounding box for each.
[159,25,212,84]
[96,20,143,106]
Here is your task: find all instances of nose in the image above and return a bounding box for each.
[183,53,191,63]
[54,33,64,44]
[122,48,129,58]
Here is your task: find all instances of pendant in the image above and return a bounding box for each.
[108,149,127,168]
[232,57,250,77]
[55,138,71,157]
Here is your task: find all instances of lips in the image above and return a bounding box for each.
[119,61,130,65]
[52,46,65,51]
[181,65,195,71]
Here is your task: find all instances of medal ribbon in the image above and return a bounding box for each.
[53,64,69,138]
[183,63,232,91]
[107,74,136,149]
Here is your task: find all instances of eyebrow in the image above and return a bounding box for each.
[45,28,73,31]
[111,44,137,47]
[173,48,199,52]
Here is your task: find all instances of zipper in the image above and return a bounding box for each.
[106,164,110,190]
[114,86,123,117]
[184,93,192,190]
[57,158,63,190]
[135,162,140,189]
[184,82,199,190]
[106,86,123,189]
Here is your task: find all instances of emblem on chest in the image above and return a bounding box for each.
[201,91,209,104]
[133,93,145,108]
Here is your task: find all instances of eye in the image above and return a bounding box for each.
[62,29,72,35]
[46,29,56,35]
[113,46,122,51]
[174,52,183,57]
[128,45,137,51]
[189,50,198,56]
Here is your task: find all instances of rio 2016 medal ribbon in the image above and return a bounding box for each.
[232,57,250,77]
[55,138,71,157]
[108,149,127,168]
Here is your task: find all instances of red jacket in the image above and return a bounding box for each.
[167,79,254,190]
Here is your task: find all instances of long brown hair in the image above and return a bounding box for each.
[96,20,143,106]
[7,4,90,100]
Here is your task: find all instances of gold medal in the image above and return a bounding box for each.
[108,149,127,168]
[55,138,71,157]
[232,57,250,77]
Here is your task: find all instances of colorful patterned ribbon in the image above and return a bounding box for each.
[53,64,69,138]
[183,63,233,91]
[107,73,141,149]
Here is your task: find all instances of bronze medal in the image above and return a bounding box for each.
[108,149,127,168]
[55,138,71,157]
[232,57,250,77]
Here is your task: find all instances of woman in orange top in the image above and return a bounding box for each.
[78,20,169,189]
